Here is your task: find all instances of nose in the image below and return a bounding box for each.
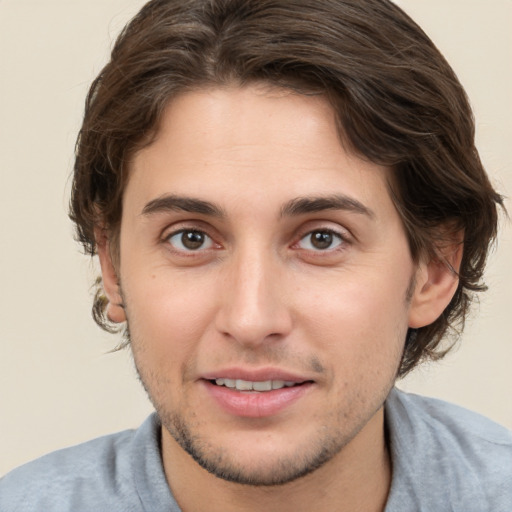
[215,250,293,347]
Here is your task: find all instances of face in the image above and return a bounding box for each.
[103,85,425,486]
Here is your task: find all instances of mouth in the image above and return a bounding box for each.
[204,377,313,417]
[200,368,315,417]
[209,378,306,392]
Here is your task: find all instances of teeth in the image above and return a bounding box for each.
[214,378,298,391]
[271,380,285,390]
[235,379,253,391]
[253,381,272,391]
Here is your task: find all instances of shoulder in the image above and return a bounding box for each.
[0,415,160,512]
[386,388,512,511]
[388,387,512,445]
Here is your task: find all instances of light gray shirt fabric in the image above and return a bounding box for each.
[384,390,512,511]
[1,388,511,511]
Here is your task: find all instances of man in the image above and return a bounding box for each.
[1,0,510,510]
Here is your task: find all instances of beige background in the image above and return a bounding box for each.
[0,0,511,476]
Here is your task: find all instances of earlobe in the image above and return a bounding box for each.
[95,227,126,324]
[408,240,463,329]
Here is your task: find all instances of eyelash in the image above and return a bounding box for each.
[295,229,347,252]
[163,226,349,257]
[164,229,217,253]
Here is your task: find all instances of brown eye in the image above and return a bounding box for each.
[167,230,213,251]
[298,230,343,251]
[311,231,333,249]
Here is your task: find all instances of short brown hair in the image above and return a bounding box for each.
[70,0,503,376]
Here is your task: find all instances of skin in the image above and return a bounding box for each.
[98,84,459,512]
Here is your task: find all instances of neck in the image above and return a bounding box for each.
[162,407,391,512]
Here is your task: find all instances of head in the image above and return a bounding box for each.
[69,0,502,487]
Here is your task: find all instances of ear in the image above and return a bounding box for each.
[95,227,126,324]
[408,237,463,329]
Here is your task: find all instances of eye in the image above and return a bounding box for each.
[297,230,344,251]
[166,230,214,252]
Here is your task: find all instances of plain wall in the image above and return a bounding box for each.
[0,0,511,476]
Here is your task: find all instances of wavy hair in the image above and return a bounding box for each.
[70,0,503,376]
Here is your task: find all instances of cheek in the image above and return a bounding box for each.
[299,265,410,327]
[297,268,410,367]
[123,269,221,359]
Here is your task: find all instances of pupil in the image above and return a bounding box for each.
[182,231,204,250]
[311,231,332,249]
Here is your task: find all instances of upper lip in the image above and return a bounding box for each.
[200,367,314,383]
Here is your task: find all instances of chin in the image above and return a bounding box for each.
[162,410,346,487]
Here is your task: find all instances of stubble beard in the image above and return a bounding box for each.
[129,345,353,486]
[130,345,393,488]
[157,404,349,486]
[118,282,408,488]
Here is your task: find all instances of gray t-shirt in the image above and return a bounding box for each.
[1,388,511,511]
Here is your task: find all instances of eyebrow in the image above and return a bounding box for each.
[280,194,374,219]
[141,194,225,218]
[140,193,374,220]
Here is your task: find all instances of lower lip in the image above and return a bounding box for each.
[202,380,313,418]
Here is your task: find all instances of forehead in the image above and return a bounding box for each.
[126,84,395,220]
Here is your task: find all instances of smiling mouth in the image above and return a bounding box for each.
[210,378,307,392]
